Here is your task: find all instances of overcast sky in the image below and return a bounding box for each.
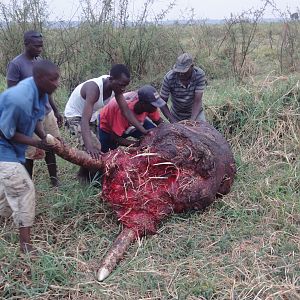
[1,0,298,21]
[45,0,299,21]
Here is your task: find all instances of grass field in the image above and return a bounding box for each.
[0,72,299,299]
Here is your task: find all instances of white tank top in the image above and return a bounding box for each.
[64,75,114,122]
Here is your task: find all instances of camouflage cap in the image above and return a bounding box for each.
[173,53,193,73]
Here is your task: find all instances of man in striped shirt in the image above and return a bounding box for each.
[160,53,207,123]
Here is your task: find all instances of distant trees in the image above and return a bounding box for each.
[0,0,299,85]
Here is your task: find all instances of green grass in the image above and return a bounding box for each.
[0,73,300,299]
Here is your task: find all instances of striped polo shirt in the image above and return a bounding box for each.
[160,67,206,121]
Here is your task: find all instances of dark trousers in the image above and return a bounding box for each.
[99,119,156,153]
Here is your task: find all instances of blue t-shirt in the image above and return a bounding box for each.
[0,77,48,163]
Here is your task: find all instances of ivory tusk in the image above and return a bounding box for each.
[97,227,137,281]
[46,134,104,170]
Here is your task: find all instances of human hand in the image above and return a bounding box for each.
[86,146,102,160]
[129,140,140,147]
[55,136,67,147]
[126,140,140,153]
[144,128,155,136]
[35,137,54,152]
[133,140,141,147]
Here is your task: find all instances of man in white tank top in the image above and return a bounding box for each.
[64,64,149,183]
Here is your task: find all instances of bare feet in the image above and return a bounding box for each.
[20,243,39,257]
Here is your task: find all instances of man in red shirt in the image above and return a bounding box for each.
[99,85,165,152]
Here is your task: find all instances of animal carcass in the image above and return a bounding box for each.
[47,121,236,281]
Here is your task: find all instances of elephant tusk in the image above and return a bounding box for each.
[46,134,104,170]
[97,227,137,281]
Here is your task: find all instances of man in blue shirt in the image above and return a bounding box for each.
[0,59,59,254]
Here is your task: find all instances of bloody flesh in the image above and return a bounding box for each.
[102,120,236,237]
[47,121,236,236]
[102,151,180,235]
[47,120,236,280]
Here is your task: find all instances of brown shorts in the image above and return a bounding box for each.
[65,117,101,151]
[0,162,35,228]
[26,110,61,160]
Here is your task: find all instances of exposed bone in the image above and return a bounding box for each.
[131,153,159,158]
[46,134,104,170]
[97,227,136,281]
[153,162,176,166]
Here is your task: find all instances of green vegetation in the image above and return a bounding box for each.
[0,0,299,299]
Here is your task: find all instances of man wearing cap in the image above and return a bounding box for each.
[6,30,63,187]
[65,64,153,182]
[99,85,165,152]
[160,53,207,123]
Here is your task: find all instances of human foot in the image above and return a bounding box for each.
[20,243,39,256]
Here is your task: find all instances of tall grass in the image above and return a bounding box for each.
[0,0,300,89]
[0,71,299,298]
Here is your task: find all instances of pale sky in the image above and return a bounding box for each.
[45,0,299,21]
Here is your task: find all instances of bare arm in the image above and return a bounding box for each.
[191,91,204,121]
[1,121,45,146]
[160,75,176,123]
[11,121,53,151]
[10,131,51,151]
[10,132,40,147]
[7,61,20,88]
[48,95,63,127]
[34,120,46,139]
[80,81,101,159]
[115,93,148,135]
[159,99,176,123]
